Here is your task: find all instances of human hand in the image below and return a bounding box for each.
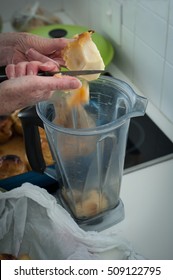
[5,61,59,78]
[0,74,81,116]
[0,32,82,116]
[0,32,70,68]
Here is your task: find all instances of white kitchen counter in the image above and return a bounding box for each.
[105,158,173,260]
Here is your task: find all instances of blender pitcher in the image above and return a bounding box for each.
[19,76,147,230]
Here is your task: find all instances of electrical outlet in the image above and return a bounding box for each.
[101,0,122,45]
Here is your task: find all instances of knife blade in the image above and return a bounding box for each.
[0,69,105,83]
[43,69,105,76]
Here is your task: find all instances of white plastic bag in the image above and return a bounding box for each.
[11,1,61,32]
[0,183,144,260]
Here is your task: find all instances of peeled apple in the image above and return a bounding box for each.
[61,30,105,81]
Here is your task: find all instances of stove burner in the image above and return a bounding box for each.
[49,28,68,38]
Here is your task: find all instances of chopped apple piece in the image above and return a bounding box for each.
[67,80,89,108]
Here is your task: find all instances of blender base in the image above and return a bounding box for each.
[77,199,125,232]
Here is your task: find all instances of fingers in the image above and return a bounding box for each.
[6,62,29,77]
[0,75,82,115]
[44,75,82,91]
[24,75,82,92]
[5,61,59,78]
[5,62,82,90]
[25,48,64,70]
[5,64,16,79]
[3,74,82,97]
[10,34,71,65]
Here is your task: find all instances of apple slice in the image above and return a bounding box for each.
[62,30,105,81]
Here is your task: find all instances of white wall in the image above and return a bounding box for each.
[62,0,173,126]
[119,0,173,125]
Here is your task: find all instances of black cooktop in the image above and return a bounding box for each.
[124,113,173,173]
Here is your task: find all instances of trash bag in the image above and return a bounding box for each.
[0,183,144,260]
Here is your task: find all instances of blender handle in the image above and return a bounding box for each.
[18,106,46,173]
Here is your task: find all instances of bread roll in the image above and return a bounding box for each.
[0,154,28,179]
[0,253,30,260]
[0,253,17,260]
[0,116,13,144]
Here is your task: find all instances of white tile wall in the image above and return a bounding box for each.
[99,0,122,45]
[63,0,122,44]
[113,0,173,125]
[170,0,173,25]
[87,0,103,32]
[139,0,169,19]
[133,38,164,108]
[115,26,135,81]
[166,25,173,66]
[161,63,173,121]
[135,4,167,57]
[122,0,136,32]
[63,0,90,27]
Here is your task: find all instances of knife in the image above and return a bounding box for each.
[0,69,105,83]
